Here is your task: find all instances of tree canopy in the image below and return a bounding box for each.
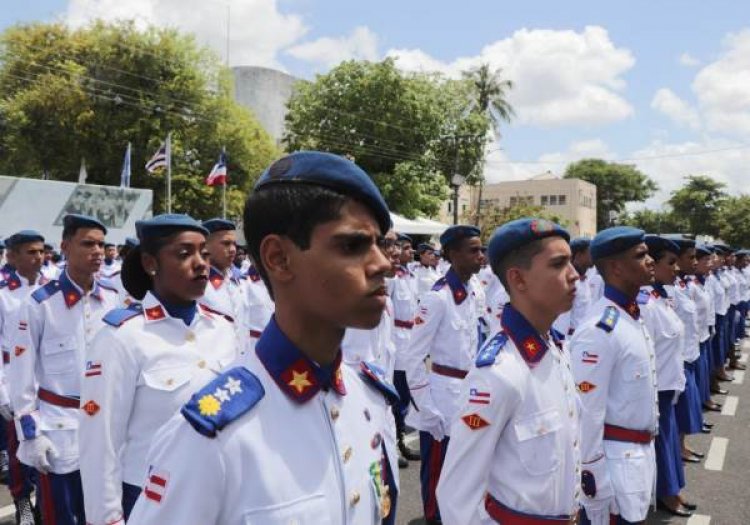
[564,159,658,231]
[283,58,492,218]
[0,21,278,218]
[667,175,727,237]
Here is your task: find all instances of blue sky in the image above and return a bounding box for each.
[3,0,750,206]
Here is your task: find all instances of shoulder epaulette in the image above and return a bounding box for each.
[596,306,619,332]
[0,281,6,289]
[638,289,652,304]
[476,332,508,367]
[199,303,235,323]
[359,361,400,405]
[31,281,61,304]
[181,367,264,438]
[103,303,143,327]
[431,277,447,292]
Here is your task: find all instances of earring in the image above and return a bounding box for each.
[149,270,156,276]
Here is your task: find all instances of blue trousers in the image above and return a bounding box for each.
[712,314,725,371]
[419,431,449,522]
[676,362,703,434]
[391,370,411,434]
[655,391,685,498]
[122,482,142,521]
[696,341,712,404]
[37,470,85,525]
[6,421,34,501]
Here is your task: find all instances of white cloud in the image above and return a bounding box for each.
[65,0,308,69]
[286,26,379,68]
[387,26,636,127]
[692,30,750,136]
[651,88,700,130]
[679,53,701,67]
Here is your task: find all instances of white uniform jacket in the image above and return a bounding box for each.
[692,275,715,342]
[672,277,700,363]
[707,271,728,317]
[641,285,686,393]
[79,291,238,525]
[244,265,275,342]
[413,264,440,300]
[387,266,418,371]
[128,317,397,525]
[437,303,581,525]
[404,268,479,434]
[0,271,47,407]
[569,285,658,524]
[202,266,250,346]
[9,271,119,473]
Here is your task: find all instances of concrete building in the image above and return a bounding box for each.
[439,172,597,237]
[232,66,299,143]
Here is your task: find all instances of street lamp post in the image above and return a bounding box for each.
[451,173,466,225]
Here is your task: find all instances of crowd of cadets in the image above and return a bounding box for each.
[0,150,746,524]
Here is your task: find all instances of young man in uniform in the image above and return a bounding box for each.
[569,227,659,525]
[0,231,48,524]
[437,218,581,525]
[129,151,399,524]
[403,225,482,524]
[10,215,120,525]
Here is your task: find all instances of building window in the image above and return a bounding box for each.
[509,196,517,206]
[525,196,534,205]
[448,202,452,213]
[558,195,566,205]
[541,195,548,205]
[549,195,557,205]
[462,204,467,212]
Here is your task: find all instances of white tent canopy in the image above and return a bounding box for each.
[390,212,449,235]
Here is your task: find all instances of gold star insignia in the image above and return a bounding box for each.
[288,370,313,394]
[198,394,221,416]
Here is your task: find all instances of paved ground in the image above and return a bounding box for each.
[0,343,748,524]
[395,338,750,525]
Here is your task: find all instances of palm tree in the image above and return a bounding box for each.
[462,63,515,225]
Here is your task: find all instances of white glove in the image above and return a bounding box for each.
[582,497,615,525]
[17,435,57,473]
[0,404,12,422]
[420,406,446,441]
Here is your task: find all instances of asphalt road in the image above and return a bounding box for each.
[395,338,750,525]
[0,341,748,524]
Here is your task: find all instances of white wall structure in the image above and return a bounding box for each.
[232,66,299,143]
[0,176,152,245]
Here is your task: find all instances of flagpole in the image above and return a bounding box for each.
[221,145,227,218]
[166,132,172,213]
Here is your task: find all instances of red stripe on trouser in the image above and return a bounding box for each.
[424,438,443,520]
[7,420,24,499]
[38,473,57,525]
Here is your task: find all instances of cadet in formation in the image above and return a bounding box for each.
[129,151,398,524]
[437,218,581,525]
[79,214,239,524]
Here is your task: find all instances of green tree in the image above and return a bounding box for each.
[718,195,750,247]
[0,21,278,218]
[564,159,658,231]
[667,175,727,236]
[470,202,565,244]
[283,58,490,218]
[619,209,688,233]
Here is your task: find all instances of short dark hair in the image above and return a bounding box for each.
[243,184,350,297]
[62,223,104,240]
[491,238,547,290]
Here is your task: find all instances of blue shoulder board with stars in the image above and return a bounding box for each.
[31,281,61,304]
[431,277,447,292]
[0,280,7,289]
[476,332,508,367]
[636,289,651,305]
[103,303,143,327]
[359,361,400,405]
[596,306,619,332]
[181,367,264,438]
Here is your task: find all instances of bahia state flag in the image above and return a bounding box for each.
[145,141,168,173]
[205,150,228,186]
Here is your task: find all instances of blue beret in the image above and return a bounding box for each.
[590,226,645,261]
[695,244,713,257]
[125,237,139,248]
[44,243,54,250]
[135,214,209,241]
[397,233,413,244]
[662,234,696,251]
[417,243,435,253]
[104,242,116,248]
[712,243,730,254]
[569,237,591,252]
[440,225,481,248]
[6,230,45,248]
[487,218,569,266]
[644,235,680,255]
[203,218,236,234]
[63,214,107,235]
[255,151,390,234]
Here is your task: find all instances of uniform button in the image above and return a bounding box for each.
[625,452,631,458]
[197,360,206,368]
[343,446,352,463]
[330,406,340,420]
[57,423,63,429]
[574,439,578,447]
[185,332,196,342]
[166,378,174,387]
[569,410,574,418]
[538,426,546,435]
[350,491,360,505]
